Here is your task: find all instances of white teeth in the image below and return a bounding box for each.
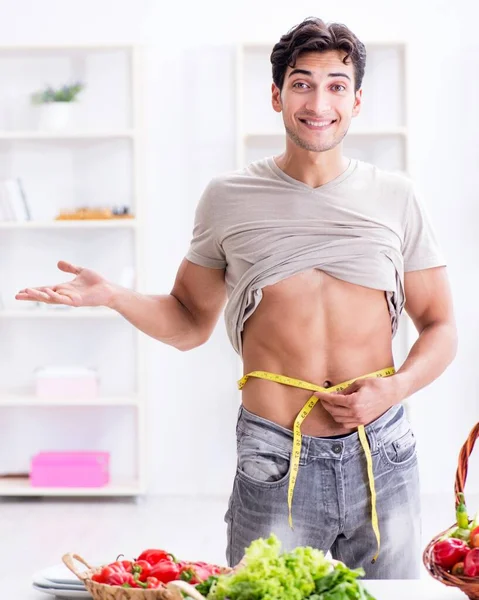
[304,120,332,127]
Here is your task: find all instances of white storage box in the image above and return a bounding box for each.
[34,366,99,399]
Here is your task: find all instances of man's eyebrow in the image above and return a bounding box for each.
[287,69,351,81]
[328,72,351,81]
[288,68,312,78]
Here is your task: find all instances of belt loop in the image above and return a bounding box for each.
[301,436,310,463]
[367,424,378,451]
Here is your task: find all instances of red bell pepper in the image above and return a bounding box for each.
[148,560,181,583]
[131,560,151,581]
[145,577,161,589]
[433,538,470,570]
[136,549,175,565]
[110,560,132,572]
[106,571,135,587]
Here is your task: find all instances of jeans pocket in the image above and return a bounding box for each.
[380,427,417,469]
[237,432,291,488]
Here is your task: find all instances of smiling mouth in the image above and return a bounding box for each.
[299,118,337,129]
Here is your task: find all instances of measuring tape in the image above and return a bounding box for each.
[238,366,396,563]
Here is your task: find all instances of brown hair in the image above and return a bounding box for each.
[271,17,366,92]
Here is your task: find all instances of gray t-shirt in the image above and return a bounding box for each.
[186,157,446,356]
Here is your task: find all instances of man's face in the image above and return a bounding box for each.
[272,50,362,153]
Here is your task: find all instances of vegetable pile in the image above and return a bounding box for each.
[91,548,223,590]
[196,535,375,600]
[432,493,479,577]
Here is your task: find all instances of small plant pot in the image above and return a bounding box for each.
[36,102,73,131]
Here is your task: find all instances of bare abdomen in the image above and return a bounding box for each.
[241,269,395,436]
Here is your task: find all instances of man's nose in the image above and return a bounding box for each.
[305,91,332,115]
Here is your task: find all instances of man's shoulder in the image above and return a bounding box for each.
[206,158,271,189]
[354,159,413,195]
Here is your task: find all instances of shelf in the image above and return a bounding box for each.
[0,219,137,229]
[0,476,144,497]
[0,130,136,140]
[0,308,119,319]
[244,127,407,140]
[0,44,136,53]
[0,394,139,407]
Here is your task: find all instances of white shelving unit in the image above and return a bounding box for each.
[0,44,146,498]
[0,220,137,229]
[235,40,414,370]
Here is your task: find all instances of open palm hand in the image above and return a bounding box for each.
[15,261,115,308]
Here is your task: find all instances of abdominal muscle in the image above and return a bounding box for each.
[241,269,395,436]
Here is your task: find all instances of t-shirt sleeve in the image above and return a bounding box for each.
[185,180,227,269]
[402,184,446,272]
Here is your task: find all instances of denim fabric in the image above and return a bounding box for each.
[225,404,421,579]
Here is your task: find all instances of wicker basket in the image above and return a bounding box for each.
[62,553,230,600]
[423,422,479,599]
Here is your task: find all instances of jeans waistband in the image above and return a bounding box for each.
[237,403,407,460]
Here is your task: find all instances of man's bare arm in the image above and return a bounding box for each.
[110,259,227,351]
[393,266,458,399]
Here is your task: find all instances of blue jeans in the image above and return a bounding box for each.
[225,404,421,579]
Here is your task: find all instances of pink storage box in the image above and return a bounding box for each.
[35,366,98,399]
[30,451,110,487]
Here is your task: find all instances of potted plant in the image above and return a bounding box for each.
[31,82,85,131]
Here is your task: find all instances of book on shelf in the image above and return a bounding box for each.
[0,178,31,221]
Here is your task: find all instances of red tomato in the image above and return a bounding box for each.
[464,548,479,577]
[469,527,479,548]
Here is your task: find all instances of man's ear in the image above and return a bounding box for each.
[272,83,282,113]
[352,88,362,117]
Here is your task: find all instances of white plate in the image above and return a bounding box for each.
[36,562,100,585]
[32,583,92,599]
[32,574,85,591]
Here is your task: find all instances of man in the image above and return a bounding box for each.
[17,17,456,579]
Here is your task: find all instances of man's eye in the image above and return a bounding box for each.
[292,82,309,89]
[331,84,346,92]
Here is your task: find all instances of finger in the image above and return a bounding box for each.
[15,292,41,301]
[43,288,75,306]
[57,260,83,276]
[18,288,52,302]
[16,285,56,298]
[321,400,352,416]
[337,381,361,395]
[315,391,352,408]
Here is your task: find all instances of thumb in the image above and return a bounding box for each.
[57,260,83,276]
[338,380,362,395]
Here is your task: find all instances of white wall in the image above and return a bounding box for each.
[2,0,479,498]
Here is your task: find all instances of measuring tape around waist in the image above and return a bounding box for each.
[237,367,396,563]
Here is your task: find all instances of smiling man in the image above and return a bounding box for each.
[16,18,457,579]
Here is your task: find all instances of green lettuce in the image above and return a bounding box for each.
[203,535,375,600]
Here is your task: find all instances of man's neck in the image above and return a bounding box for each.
[274,147,350,189]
